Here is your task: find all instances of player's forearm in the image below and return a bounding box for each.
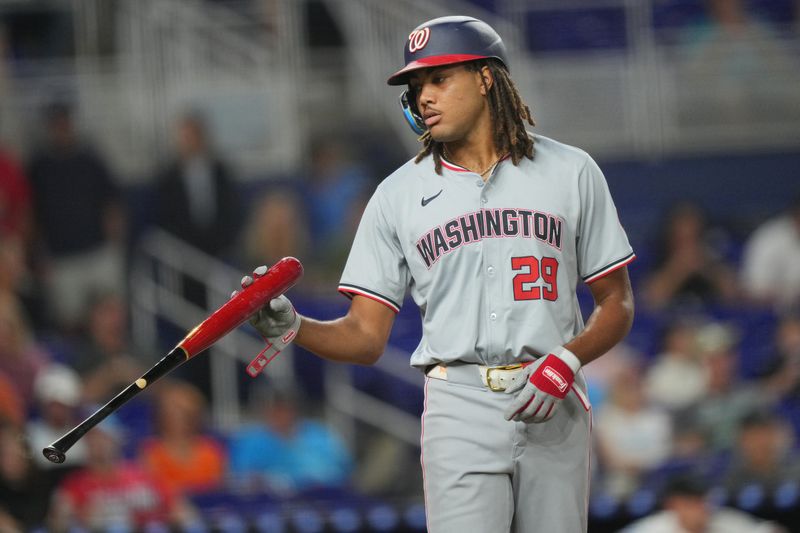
[295,314,388,366]
[565,269,635,366]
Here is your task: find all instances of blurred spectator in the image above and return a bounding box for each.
[761,314,800,438]
[620,474,787,533]
[66,290,142,404]
[302,137,370,268]
[155,110,240,259]
[741,194,800,311]
[724,410,800,493]
[241,187,310,269]
[675,0,800,124]
[691,323,767,451]
[594,362,673,499]
[0,129,34,322]
[641,202,737,310]
[353,429,423,498]
[138,380,226,496]
[0,292,49,410]
[0,141,31,243]
[644,319,707,412]
[154,111,240,399]
[26,364,87,472]
[0,233,24,295]
[229,383,353,495]
[0,232,39,322]
[643,414,723,489]
[0,424,51,532]
[27,101,125,330]
[757,314,800,400]
[49,415,197,531]
[0,372,23,428]
[581,341,641,411]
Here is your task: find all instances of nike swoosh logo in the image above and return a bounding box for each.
[421,189,443,207]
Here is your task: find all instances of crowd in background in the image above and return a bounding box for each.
[0,0,799,531]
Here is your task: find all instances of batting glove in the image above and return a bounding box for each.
[233,266,301,377]
[503,347,581,423]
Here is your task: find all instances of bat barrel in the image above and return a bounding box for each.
[177,257,303,357]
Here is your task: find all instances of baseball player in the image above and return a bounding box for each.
[239,15,635,533]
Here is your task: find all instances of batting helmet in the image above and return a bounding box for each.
[387,15,509,86]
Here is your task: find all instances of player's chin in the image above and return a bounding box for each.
[429,126,458,143]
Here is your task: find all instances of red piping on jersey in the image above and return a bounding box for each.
[421,377,430,528]
[585,411,593,524]
[440,153,511,174]
[440,159,469,173]
[337,287,400,313]
[571,385,591,411]
[584,253,636,284]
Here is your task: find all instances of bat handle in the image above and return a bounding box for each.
[42,347,187,463]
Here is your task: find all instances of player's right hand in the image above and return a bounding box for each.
[232,266,301,344]
[503,348,580,423]
[232,266,302,378]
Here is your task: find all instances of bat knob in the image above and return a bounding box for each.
[43,446,66,464]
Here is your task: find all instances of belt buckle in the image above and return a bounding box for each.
[485,364,523,392]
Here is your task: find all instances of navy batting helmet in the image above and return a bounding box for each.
[387,15,509,86]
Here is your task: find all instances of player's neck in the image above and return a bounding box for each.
[442,126,501,180]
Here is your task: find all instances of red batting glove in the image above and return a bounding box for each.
[503,348,581,423]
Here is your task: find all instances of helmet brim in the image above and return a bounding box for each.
[386,53,488,86]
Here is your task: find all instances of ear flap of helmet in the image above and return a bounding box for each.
[399,89,426,136]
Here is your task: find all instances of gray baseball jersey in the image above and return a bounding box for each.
[338,133,634,533]
[339,133,634,367]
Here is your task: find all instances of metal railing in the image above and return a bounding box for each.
[2,0,798,181]
[130,229,289,430]
[0,0,309,179]
[493,0,800,157]
[116,0,307,177]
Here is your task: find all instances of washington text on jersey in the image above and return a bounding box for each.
[415,207,564,268]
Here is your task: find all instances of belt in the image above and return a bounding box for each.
[425,362,534,392]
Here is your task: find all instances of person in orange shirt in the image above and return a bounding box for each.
[138,380,226,495]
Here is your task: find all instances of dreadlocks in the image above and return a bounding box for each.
[413,59,536,175]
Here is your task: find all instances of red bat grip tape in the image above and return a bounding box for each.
[177,257,303,358]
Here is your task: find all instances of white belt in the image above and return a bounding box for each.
[425,363,532,392]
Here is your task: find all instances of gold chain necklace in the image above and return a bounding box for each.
[443,146,503,177]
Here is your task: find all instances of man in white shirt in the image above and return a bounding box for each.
[620,475,786,533]
[741,195,800,311]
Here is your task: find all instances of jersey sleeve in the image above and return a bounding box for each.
[338,186,410,312]
[576,156,635,284]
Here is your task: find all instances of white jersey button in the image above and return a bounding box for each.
[490,312,497,321]
[476,180,484,187]
[481,197,488,204]
[487,266,495,276]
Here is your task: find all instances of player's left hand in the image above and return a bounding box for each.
[503,348,581,423]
